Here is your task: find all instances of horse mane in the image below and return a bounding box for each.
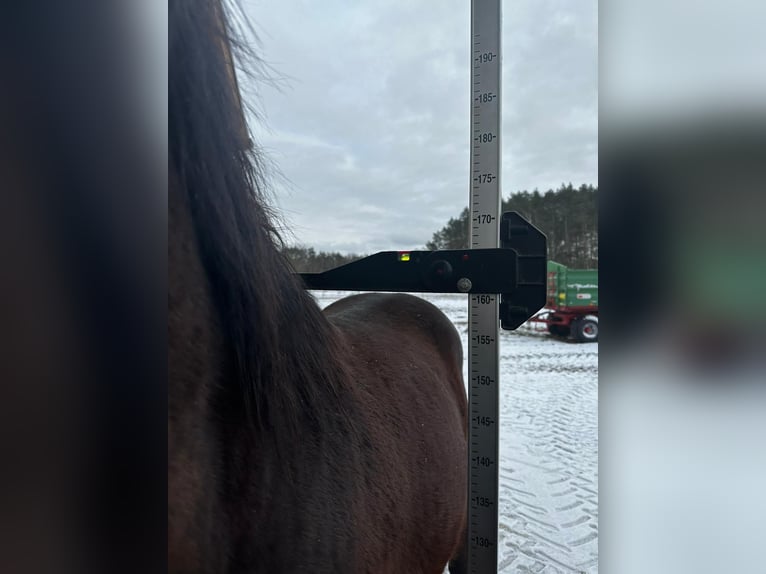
[170,0,351,436]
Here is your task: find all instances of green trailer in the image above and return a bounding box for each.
[530,261,599,342]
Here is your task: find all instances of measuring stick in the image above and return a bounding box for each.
[467,0,502,571]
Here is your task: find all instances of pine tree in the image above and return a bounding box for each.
[426,184,597,268]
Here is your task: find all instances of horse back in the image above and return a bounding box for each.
[324,293,467,573]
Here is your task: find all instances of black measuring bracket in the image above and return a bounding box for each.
[299,211,546,330]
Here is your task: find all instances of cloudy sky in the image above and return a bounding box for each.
[239,0,597,253]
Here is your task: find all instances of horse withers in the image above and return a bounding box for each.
[168,1,468,572]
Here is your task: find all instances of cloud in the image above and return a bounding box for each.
[241,0,597,253]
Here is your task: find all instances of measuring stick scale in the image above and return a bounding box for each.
[466,0,502,572]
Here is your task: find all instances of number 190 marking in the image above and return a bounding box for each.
[475,52,497,64]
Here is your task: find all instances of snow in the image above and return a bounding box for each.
[312,291,599,573]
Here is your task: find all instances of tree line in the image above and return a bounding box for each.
[426,183,597,269]
[284,183,597,272]
[282,246,362,273]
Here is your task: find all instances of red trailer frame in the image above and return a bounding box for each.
[528,306,599,342]
[523,268,599,342]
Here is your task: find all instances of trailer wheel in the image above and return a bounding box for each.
[573,318,598,342]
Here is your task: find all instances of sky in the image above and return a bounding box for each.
[240,0,597,253]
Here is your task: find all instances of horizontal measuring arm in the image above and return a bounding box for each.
[298,212,547,330]
[300,248,517,294]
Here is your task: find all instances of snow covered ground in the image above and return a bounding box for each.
[312,292,598,574]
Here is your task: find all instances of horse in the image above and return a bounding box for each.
[169,1,468,572]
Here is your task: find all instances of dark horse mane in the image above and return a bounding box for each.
[170,0,352,439]
[171,6,468,571]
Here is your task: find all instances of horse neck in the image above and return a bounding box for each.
[168,172,231,570]
[169,165,349,435]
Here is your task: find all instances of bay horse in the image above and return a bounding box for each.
[169,1,468,572]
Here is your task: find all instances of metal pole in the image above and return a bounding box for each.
[466,0,502,571]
